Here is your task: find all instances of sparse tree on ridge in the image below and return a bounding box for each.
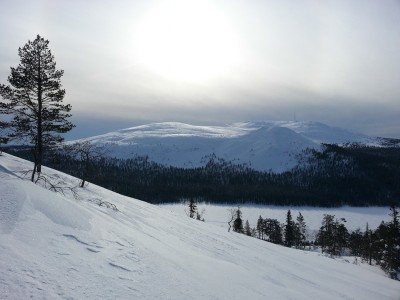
[0,35,74,181]
[63,141,108,187]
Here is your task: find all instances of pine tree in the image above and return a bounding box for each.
[316,214,335,254]
[363,223,374,265]
[295,212,307,249]
[284,210,295,247]
[0,35,74,181]
[256,215,264,240]
[270,219,283,245]
[264,218,283,245]
[380,205,400,280]
[188,198,197,218]
[349,228,363,257]
[0,121,8,153]
[316,214,348,256]
[374,221,389,263]
[233,207,244,233]
[244,220,252,236]
[334,218,349,255]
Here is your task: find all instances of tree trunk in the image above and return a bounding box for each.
[36,45,43,174]
[80,155,90,188]
[31,161,37,182]
[31,147,38,182]
[80,179,86,188]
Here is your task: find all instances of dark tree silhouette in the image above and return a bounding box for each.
[188,197,197,219]
[362,223,374,265]
[380,205,400,279]
[316,214,348,256]
[244,220,252,236]
[0,120,9,153]
[294,212,307,249]
[233,207,244,233]
[348,228,363,257]
[284,210,295,247]
[0,35,74,181]
[256,215,264,240]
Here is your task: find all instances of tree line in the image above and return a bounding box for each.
[7,141,399,207]
[229,205,400,280]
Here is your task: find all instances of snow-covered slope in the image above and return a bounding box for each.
[73,121,376,172]
[0,153,399,299]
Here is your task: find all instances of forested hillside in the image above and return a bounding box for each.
[5,143,400,207]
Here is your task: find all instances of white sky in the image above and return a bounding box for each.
[1,0,400,139]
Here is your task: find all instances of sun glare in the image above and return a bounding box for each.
[134,0,240,82]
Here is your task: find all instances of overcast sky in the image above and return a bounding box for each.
[1,0,400,139]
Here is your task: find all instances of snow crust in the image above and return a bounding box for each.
[72,121,377,172]
[0,153,399,299]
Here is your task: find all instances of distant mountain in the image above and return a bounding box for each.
[73,121,378,172]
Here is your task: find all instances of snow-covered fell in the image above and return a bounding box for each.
[0,153,399,299]
[73,121,377,172]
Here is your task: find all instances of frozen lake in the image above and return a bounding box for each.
[160,203,391,234]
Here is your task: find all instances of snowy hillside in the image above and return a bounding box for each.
[72,121,377,172]
[0,153,399,299]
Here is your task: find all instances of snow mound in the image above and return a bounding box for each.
[0,153,399,299]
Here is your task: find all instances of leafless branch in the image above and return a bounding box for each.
[35,174,79,199]
[87,198,119,211]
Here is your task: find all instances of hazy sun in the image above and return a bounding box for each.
[134,0,240,82]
